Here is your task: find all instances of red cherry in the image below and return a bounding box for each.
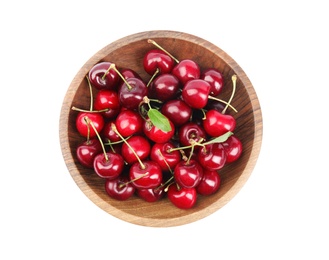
[201,68,224,96]
[115,109,143,137]
[203,109,236,137]
[196,170,221,196]
[136,186,164,202]
[197,143,227,171]
[222,135,243,163]
[88,61,119,90]
[76,138,102,168]
[182,79,211,109]
[93,152,124,179]
[118,77,148,110]
[120,68,142,80]
[172,59,200,85]
[143,118,175,144]
[161,99,192,127]
[121,135,151,165]
[129,160,162,189]
[167,185,197,209]
[76,112,104,138]
[149,73,180,101]
[173,159,203,188]
[150,142,181,171]
[101,120,121,143]
[143,49,175,75]
[178,122,206,147]
[93,89,120,119]
[105,176,135,201]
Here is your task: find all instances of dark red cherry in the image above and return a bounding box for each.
[93,152,124,179]
[94,89,120,119]
[88,61,119,90]
[161,99,192,127]
[182,79,211,109]
[136,186,164,202]
[167,185,197,209]
[178,122,206,147]
[201,68,224,96]
[150,142,181,171]
[76,112,104,138]
[149,73,180,101]
[121,135,151,165]
[197,143,227,171]
[118,77,148,110]
[173,159,203,188]
[203,109,236,137]
[105,176,135,200]
[115,109,143,137]
[120,68,142,80]
[143,49,175,75]
[172,59,200,85]
[143,118,175,144]
[76,138,102,168]
[101,120,121,143]
[129,160,162,189]
[222,135,243,163]
[196,170,221,196]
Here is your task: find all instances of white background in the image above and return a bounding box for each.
[1,0,328,259]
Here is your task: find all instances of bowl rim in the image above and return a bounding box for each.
[59,30,263,227]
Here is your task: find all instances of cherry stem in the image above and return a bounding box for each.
[86,75,93,111]
[84,116,108,161]
[208,96,238,113]
[111,123,146,169]
[155,176,174,192]
[103,63,133,90]
[147,39,179,63]
[156,149,173,174]
[146,68,159,87]
[222,75,237,114]
[119,172,149,189]
[71,106,109,113]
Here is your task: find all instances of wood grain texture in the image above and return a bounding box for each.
[59,30,263,227]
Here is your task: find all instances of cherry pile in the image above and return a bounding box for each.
[72,39,243,209]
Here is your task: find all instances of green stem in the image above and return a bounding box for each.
[102,63,133,90]
[208,96,238,113]
[147,39,179,63]
[146,68,159,87]
[71,107,109,113]
[86,75,93,111]
[222,75,237,114]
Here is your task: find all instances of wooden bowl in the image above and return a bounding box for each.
[59,30,263,227]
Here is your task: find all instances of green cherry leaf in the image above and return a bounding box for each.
[204,131,234,145]
[147,108,172,132]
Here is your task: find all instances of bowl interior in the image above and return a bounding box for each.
[59,31,262,227]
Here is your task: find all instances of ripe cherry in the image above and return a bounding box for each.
[173,159,203,188]
[136,186,164,202]
[93,151,124,179]
[167,184,197,209]
[149,73,180,101]
[201,68,224,96]
[161,99,192,127]
[101,120,121,143]
[105,176,135,200]
[129,160,162,189]
[76,138,102,168]
[118,77,148,110]
[120,68,142,80]
[143,49,175,76]
[181,79,211,109]
[76,112,104,138]
[196,170,221,196]
[203,109,236,137]
[172,59,200,85]
[94,89,120,119]
[88,61,119,90]
[121,135,151,165]
[115,109,143,137]
[222,135,243,163]
[150,142,181,171]
[143,118,175,144]
[197,143,227,171]
[178,122,206,147]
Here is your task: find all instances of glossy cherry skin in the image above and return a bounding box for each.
[136,186,164,202]
[94,89,120,119]
[182,79,211,109]
[143,49,175,75]
[222,135,243,163]
[172,59,200,85]
[76,112,104,138]
[88,61,119,90]
[143,118,175,144]
[121,135,151,165]
[196,170,221,196]
[120,68,142,80]
[178,122,207,147]
[93,152,124,179]
[118,77,148,110]
[201,68,224,96]
[115,109,143,137]
[105,176,135,200]
[197,143,227,171]
[101,120,121,143]
[129,161,162,189]
[76,139,102,168]
[149,73,180,101]
[161,99,192,127]
[167,185,197,209]
[203,109,236,137]
[150,142,181,171]
[174,159,203,188]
